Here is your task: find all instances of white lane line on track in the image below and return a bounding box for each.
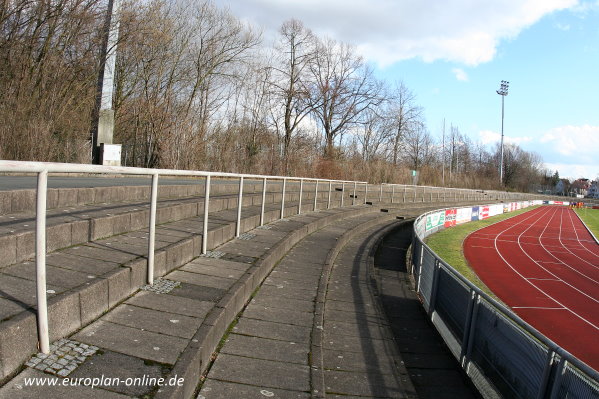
[525,278,562,281]
[493,206,599,331]
[564,208,599,260]
[512,306,566,310]
[527,206,599,296]
[555,208,599,269]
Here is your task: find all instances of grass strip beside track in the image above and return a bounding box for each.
[425,206,541,298]
[575,208,599,238]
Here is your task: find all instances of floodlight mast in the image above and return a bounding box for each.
[496,80,509,185]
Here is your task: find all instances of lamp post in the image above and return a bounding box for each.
[496,80,509,185]
[91,0,122,165]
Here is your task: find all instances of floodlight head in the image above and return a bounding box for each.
[497,80,509,96]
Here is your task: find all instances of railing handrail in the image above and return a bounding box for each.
[0,160,365,184]
[412,204,599,388]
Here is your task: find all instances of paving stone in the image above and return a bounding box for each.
[101,304,201,339]
[187,257,252,272]
[167,270,235,290]
[324,369,403,397]
[325,319,393,340]
[222,334,309,365]
[243,304,313,327]
[323,332,396,354]
[232,318,311,344]
[126,291,213,319]
[0,296,30,321]
[0,274,63,306]
[2,263,93,289]
[46,252,119,276]
[257,285,317,302]
[198,379,309,399]
[209,354,310,392]
[168,282,226,303]
[73,320,187,365]
[249,296,314,313]
[323,349,399,375]
[180,262,246,280]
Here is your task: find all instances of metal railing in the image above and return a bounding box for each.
[411,203,599,398]
[0,160,367,354]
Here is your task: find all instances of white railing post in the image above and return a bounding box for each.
[341,182,345,207]
[352,182,357,206]
[147,173,158,285]
[202,175,211,254]
[260,177,267,226]
[403,185,407,202]
[298,179,303,215]
[280,178,286,219]
[327,181,332,209]
[379,184,383,202]
[314,180,318,211]
[364,183,368,204]
[423,186,426,202]
[391,185,395,203]
[236,176,244,237]
[36,170,50,354]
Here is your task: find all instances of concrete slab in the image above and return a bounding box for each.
[323,349,398,375]
[222,334,308,365]
[208,354,310,392]
[242,304,313,327]
[46,252,119,275]
[101,304,201,339]
[324,369,403,398]
[73,320,188,365]
[257,285,317,302]
[125,291,213,319]
[0,274,63,306]
[167,271,235,290]
[186,257,252,272]
[180,263,245,280]
[249,296,314,314]
[168,283,225,303]
[232,318,311,344]
[198,379,309,399]
[2,262,94,289]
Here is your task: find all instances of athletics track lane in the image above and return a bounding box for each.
[464,206,599,371]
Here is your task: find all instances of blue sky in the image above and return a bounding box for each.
[221,0,599,180]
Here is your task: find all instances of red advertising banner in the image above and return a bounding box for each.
[480,206,489,219]
[444,209,457,227]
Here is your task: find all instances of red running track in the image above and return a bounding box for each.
[464,206,599,371]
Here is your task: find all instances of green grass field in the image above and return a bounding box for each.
[575,207,599,238]
[424,206,540,298]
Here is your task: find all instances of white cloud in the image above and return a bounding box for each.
[452,68,469,81]
[478,130,533,145]
[540,124,599,159]
[544,163,598,180]
[221,0,578,66]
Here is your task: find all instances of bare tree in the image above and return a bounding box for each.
[308,38,382,159]
[387,81,422,166]
[268,19,316,172]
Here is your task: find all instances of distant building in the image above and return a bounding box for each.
[571,178,590,196]
[555,179,570,195]
[588,181,599,199]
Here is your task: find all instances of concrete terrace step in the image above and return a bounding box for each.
[197,212,412,398]
[0,191,353,383]
[0,205,386,398]
[0,182,347,269]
